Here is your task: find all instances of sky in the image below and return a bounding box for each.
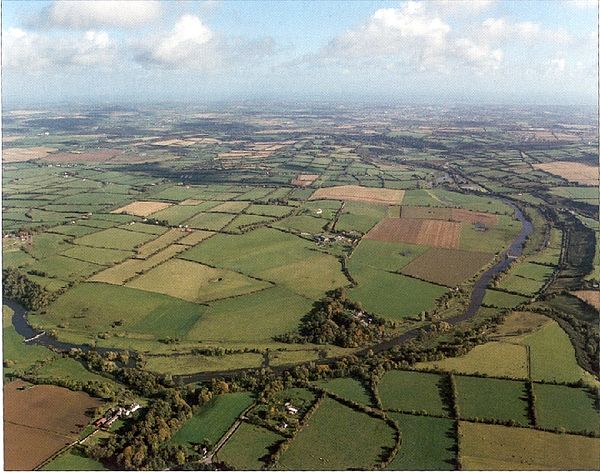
[2,0,598,106]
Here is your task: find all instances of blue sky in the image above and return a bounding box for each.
[2,0,598,106]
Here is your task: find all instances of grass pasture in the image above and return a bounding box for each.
[520,321,595,384]
[277,397,396,470]
[313,377,373,406]
[74,227,156,251]
[185,212,236,231]
[482,289,528,309]
[378,370,448,416]
[349,267,447,320]
[38,282,206,339]
[455,376,529,425]
[416,341,528,379]
[126,258,271,303]
[186,286,311,343]
[387,413,455,470]
[170,393,254,447]
[60,246,132,266]
[458,421,600,470]
[41,447,107,471]
[348,240,426,273]
[218,422,283,470]
[533,383,600,434]
[145,352,264,375]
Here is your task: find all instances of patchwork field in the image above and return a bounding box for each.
[458,421,600,470]
[41,148,123,163]
[310,185,405,205]
[74,227,157,251]
[533,161,600,186]
[400,248,493,286]
[277,397,396,470]
[291,174,319,186]
[366,218,461,249]
[4,380,101,471]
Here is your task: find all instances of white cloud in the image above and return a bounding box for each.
[135,15,218,69]
[2,27,116,70]
[47,0,161,29]
[311,2,502,73]
[480,17,572,44]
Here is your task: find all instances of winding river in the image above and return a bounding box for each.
[7,200,532,382]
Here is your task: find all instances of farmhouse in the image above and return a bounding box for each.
[285,402,299,415]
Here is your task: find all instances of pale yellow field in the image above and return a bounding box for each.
[459,421,600,470]
[136,229,187,258]
[89,244,187,285]
[125,258,271,303]
[533,161,599,186]
[111,200,173,217]
[571,290,600,310]
[416,341,528,379]
[177,230,215,246]
[309,185,405,205]
[2,146,57,162]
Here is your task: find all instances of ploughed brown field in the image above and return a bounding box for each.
[2,146,58,163]
[533,161,600,186]
[291,174,319,186]
[401,248,494,287]
[366,217,461,249]
[400,206,497,226]
[40,148,123,163]
[571,290,600,310]
[111,200,173,217]
[4,380,102,470]
[451,208,498,226]
[310,185,405,205]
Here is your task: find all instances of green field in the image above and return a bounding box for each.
[185,212,236,231]
[520,321,595,384]
[533,383,600,434]
[74,228,156,250]
[349,267,447,320]
[60,246,132,266]
[41,448,108,471]
[145,352,264,375]
[28,255,102,280]
[218,422,283,469]
[313,377,373,406]
[170,393,255,447]
[455,376,529,425]
[277,397,396,470]
[482,289,529,309]
[35,282,207,340]
[348,240,426,273]
[186,286,311,343]
[387,413,455,470]
[378,370,448,416]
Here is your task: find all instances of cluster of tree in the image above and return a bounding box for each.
[275,288,390,347]
[2,268,54,310]
[88,389,193,470]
